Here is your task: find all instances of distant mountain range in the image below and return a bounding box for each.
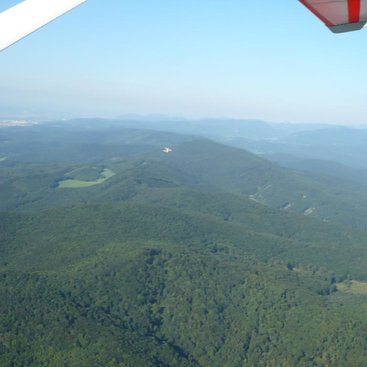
[36,117,367,169]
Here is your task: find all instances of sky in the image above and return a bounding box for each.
[0,0,367,125]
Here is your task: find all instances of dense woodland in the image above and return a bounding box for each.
[2,121,367,366]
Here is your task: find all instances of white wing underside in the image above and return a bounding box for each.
[0,0,87,52]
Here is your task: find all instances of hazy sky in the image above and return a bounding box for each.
[1,0,367,124]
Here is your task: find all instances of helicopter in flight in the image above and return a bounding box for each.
[0,0,365,52]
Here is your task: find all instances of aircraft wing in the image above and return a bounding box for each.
[300,0,367,33]
[0,0,87,52]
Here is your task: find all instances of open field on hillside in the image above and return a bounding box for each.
[337,280,367,295]
[58,168,115,188]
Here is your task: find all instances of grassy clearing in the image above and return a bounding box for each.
[58,168,115,189]
[337,280,367,295]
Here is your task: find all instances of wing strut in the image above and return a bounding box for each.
[0,0,87,52]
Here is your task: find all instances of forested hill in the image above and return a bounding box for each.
[2,129,367,230]
[2,122,367,366]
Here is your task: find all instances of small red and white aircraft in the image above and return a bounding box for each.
[0,0,365,52]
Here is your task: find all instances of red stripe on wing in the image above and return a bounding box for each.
[348,0,361,22]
